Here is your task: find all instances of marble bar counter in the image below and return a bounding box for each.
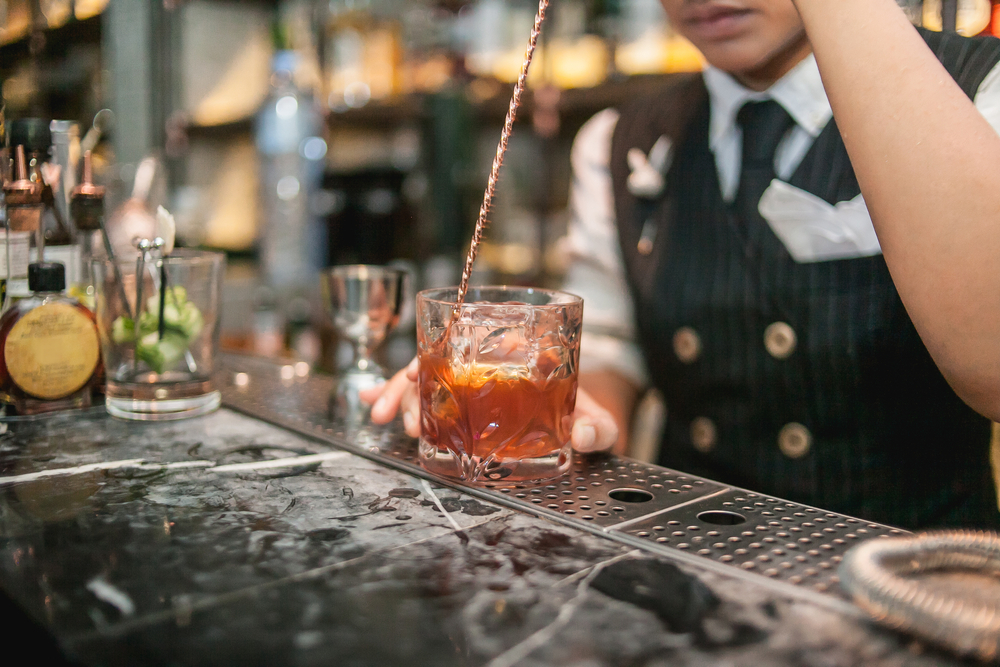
[0,355,982,666]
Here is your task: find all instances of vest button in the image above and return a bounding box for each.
[673,327,702,364]
[778,423,812,459]
[764,322,797,359]
[691,417,717,453]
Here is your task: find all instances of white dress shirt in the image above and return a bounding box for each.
[564,53,1000,386]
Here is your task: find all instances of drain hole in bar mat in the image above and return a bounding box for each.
[608,488,655,503]
[697,510,747,526]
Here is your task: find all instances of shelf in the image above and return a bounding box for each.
[319,73,691,131]
[472,72,690,124]
[184,117,254,139]
[0,15,102,74]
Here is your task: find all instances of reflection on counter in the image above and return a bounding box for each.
[0,376,986,666]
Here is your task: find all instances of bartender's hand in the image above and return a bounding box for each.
[362,357,422,437]
[360,357,619,453]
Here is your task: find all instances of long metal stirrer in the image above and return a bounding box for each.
[455,0,551,312]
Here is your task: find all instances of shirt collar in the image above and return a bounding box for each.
[703,53,832,152]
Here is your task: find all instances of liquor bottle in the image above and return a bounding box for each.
[70,151,105,306]
[0,262,101,415]
[49,121,82,284]
[324,0,401,109]
[9,119,78,283]
[0,230,30,309]
[255,49,325,351]
[3,146,42,304]
[0,92,31,310]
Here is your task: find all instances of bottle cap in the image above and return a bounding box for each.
[28,262,66,293]
[71,150,105,200]
[9,118,52,154]
[4,146,43,220]
[71,151,106,232]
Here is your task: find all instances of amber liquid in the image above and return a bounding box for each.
[418,350,577,483]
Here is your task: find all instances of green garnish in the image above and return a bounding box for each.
[112,286,204,374]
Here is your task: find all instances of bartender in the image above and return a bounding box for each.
[370,0,1000,530]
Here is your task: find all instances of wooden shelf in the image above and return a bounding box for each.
[471,72,690,124]
[184,117,254,139]
[0,15,102,75]
[319,73,689,131]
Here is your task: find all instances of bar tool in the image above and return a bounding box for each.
[321,265,406,419]
[840,529,1000,660]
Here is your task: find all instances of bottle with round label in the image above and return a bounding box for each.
[0,262,101,415]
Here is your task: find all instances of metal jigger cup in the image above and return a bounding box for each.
[321,265,407,420]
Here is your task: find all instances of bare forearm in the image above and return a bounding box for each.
[795,0,1000,418]
[579,371,640,455]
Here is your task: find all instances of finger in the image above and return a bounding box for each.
[572,416,598,452]
[400,384,421,438]
[369,367,416,425]
[404,356,419,381]
[571,391,619,453]
[358,380,387,406]
[359,357,418,406]
[572,415,619,453]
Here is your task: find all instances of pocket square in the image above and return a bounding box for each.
[758,180,882,263]
[627,135,673,199]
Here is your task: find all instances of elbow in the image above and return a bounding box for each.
[940,369,1000,423]
[918,331,1000,422]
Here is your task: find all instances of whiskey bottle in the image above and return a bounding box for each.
[0,262,101,415]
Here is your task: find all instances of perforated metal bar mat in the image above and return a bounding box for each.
[216,354,906,608]
[615,490,905,594]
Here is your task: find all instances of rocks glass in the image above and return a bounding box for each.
[416,286,583,483]
[92,250,224,420]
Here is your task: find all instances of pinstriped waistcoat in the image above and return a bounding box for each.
[610,28,1000,529]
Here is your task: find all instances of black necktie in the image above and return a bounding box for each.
[734,99,794,219]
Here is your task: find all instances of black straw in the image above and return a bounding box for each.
[158,258,167,340]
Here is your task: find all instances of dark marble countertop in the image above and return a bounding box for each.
[0,402,982,666]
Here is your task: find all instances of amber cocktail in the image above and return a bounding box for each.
[416,286,582,483]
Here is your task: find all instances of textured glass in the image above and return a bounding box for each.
[416,286,582,483]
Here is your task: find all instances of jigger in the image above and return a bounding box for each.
[322,265,407,419]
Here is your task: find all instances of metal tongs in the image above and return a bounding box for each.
[132,207,195,376]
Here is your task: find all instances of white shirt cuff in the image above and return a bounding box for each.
[579,331,649,388]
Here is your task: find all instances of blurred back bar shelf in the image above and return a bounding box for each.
[0,12,101,59]
[0,1,107,127]
[161,0,712,369]
[0,0,106,47]
[183,71,688,136]
[4,0,998,370]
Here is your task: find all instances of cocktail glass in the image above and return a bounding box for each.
[321,265,407,418]
[416,286,583,483]
[92,249,224,420]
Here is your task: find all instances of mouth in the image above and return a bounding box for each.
[680,3,755,40]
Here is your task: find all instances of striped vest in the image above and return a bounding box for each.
[610,29,1000,529]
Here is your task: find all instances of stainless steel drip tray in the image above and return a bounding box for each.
[216,354,907,607]
[611,489,907,594]
[483,456,727,529]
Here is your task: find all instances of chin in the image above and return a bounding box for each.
[699,42,774,75]
[696,33,810,88]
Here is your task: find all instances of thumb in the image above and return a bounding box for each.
[571,390,619,453]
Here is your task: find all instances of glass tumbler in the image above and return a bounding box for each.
[416,286,583,483]
[92,249,225,420]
